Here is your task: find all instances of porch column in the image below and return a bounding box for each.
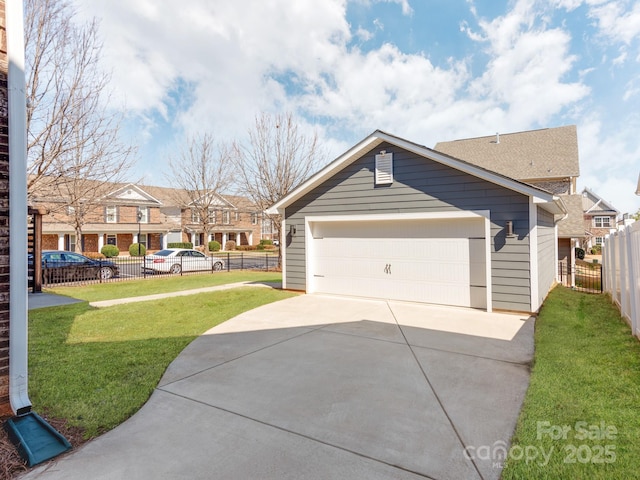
[57,234,64,250]
[222,233,227,248]
[98,234,105,251]
[248,231,253,245]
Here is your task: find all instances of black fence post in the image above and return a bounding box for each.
[600,264,604,293]
[241,252,244,271]
[227,252,231,272]
[265,253,269,272]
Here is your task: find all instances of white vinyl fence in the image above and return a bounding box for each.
[603,221,640,338]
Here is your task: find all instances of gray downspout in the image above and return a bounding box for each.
[7,0,32,415]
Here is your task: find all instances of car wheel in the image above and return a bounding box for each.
[213,261,223,271]
[169,264,182,274]
[99,267,114,280]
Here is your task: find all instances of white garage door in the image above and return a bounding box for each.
[308,217,487,309]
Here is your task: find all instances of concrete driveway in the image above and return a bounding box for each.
[22,294,534,480]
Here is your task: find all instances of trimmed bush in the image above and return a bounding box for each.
[256,244,265,251]
[129,243,146,256]
[101,244,119,258]
[259,239,273,246]
[575,247,585,260]
[224,240,236,251]
[168,242,193,249]
[236,245,257,251]
[83,252,106,259]
[208,240,221,252]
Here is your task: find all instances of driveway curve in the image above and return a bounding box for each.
[22,294,534,480]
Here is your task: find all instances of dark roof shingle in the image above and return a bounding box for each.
[434,125,579,181]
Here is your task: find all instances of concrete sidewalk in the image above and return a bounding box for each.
[21,294,534,480]
[88,281,282,308]
[27,281,282,310]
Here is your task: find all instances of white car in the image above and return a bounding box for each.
[142,248,224,274]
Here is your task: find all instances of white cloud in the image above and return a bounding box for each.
[465,0,590,126]
[66,0,638,213]
[577,116,640,214]
[588,0,640,45]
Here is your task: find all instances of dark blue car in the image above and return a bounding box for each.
[30,250,119,283]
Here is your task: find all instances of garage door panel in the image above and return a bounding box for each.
[309,218,487,309]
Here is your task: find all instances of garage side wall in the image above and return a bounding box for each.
[284,144,533,311]
[537,206,556,309]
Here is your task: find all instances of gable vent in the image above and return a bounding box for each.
[375,151,393,185]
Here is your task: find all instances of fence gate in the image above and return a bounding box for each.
[558,260,603,294]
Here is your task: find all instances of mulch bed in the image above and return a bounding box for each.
[0,414,87,480]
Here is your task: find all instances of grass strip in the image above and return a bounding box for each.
[45,271,282,302]
[502,286,640,480]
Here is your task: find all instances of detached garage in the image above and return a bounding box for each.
[268,130,566,313]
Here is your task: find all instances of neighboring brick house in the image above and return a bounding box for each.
[0,0,9,414]
[30,180,269,254]
[581,187,619,250]
[434,125,583,270]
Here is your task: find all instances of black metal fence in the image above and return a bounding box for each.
[36,251,280,287]
[558,260,603,293]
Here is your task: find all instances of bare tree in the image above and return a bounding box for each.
[165,134,234,253]
[24,0,136,252]
[233,112,325,249]
[25,0,118,192]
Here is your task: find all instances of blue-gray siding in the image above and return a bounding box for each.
[536,206,556,309]
[284,143,533,311]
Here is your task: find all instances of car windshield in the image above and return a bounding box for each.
[152,250,175,257]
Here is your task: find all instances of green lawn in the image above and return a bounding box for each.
[29,282,296,438]
[45,271,282,302]
[502,287,640,480]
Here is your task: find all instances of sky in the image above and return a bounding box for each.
[70,0,640,215]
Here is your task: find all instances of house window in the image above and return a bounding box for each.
[106,205,117,223]
[68,235,76,252]
[139,233,148,248]
[595,237,604,246]
[67,206,75,216]
[106,234,117,246]
[222,210,230,225]
[594,216,611,228]
[234,211,239,221]
[251,213,259,225]
[375,151,393,185]
[208,209,216,224]
[261,217,274,236]
[138,207,149,223]
[191,209,200,223]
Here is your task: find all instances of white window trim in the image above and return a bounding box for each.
[594,216,611,228]
[106,205,117,223]
[138,207,149,224]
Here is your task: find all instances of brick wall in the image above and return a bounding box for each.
[0,0,11,414]
[117,234,133,253]
[42,234,59,249]
[83,234,98,252]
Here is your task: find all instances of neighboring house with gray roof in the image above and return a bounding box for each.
[435,125,582,284]
[581,187,619,250]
